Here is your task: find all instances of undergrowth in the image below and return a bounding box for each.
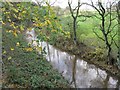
[2,25,69,88]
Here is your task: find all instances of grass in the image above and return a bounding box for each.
[60,14,118,58]
[2,24,69,88]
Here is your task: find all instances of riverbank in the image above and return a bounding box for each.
[2,26,69,88]
[49,36,120,78]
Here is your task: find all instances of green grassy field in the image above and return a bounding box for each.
[60,13,118,58]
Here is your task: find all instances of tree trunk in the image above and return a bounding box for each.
[73,18,77,44]
[101,16,113,65]
[104,33,113,64]
[107,45,113,64]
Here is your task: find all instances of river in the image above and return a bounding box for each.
[26,29,120,88]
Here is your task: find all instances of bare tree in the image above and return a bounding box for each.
[68,0,82,44]
[84,0,118,65]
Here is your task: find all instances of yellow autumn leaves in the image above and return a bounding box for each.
[51,29,57,33]
[23,46,43,52]
[10,48,14,51]
[12,8,18,13]
[62,31,70,38]
[2,21,19,37]
[6,30,18,37]
[8,56,12,60]
[16,42,20,46]
[33,23,46,27]
[33,19,51,27]
[2,50,12,60]
[23,47,33,52]
[3,50,6,54]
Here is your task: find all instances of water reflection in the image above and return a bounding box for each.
[41,42,119,88]
[26,30,120,88]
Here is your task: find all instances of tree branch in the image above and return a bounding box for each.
[93,28,105,41]
[98,2,105,15]
[77,17,87,23]
[107,24,118,35]
[114,40,119,49]
[83,1,102,16]
[76,1,80,18]
[110,32,117,46]
[68,1,75,18]
[50,0,57,6]
[107,4,112,35]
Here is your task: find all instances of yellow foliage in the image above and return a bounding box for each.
[9,30,13,33]
[10,22,15,27]
[44,21,48,26]
[36,46,42,51]
[3,50,6,54]
[7,2,13,7]
[13,14,17,18]
[8,56,12,60]
[6,30,12,33]
[1,21,5,25]
[20,26,24,31]
[4,11,10,17]
[12,8,18,13]
[33,23,38,27]
[24,47,33,52]
[16,42,20,46]
[13,30,18,37]
[65,31,70,38]
[10,48,14,51]
[18,17,21,20]
[39,23,43,27]
[33,22,48,27]
[8,19,11,22]
[46,20,51,25]
[34,17,38,21]
[51,29,57,33]
[22,11,26,14]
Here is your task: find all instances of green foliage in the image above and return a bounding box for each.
[61,13,118,60]
[2,1,65,40]
[2,25,69,88]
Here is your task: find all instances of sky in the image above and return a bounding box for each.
[51,0,105,10]
[53,0,95,8]
[32,0,116,10]
[32,0,98,10]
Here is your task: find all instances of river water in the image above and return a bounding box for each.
[26,29,120,88]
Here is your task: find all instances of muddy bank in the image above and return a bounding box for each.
[51,37,120,78]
